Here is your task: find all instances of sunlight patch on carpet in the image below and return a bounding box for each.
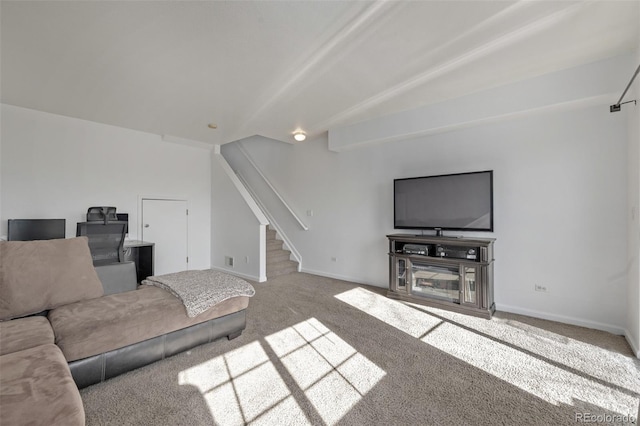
[334,287,442,337]
[422,321,638,415]
[178,319,385,426]
[335,287,640,419]
[404,300,640,393]
[178,340,307,425]
[265,318,386,425]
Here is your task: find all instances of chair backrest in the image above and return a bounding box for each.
[76,221,127,266]
[86,206,117,224]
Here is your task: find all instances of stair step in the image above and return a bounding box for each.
[265,227,297,278]
[267,250,291,263]
[266,239,284,250]
[267,267,297,279]
[266,259,298,278]
[266,259,297,271]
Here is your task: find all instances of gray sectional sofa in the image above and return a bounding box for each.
[0,237,252,425]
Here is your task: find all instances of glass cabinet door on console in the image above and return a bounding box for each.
[411,262,460,303]
[392,258,408,293]
[462,266,479,307]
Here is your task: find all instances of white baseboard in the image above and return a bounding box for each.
[210,266,265,283]
[624,329,640,358]
[497,303,626,335]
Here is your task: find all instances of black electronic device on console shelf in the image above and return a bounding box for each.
[434,244,478,260]
[402,244,428,256]
[398,241,480,261]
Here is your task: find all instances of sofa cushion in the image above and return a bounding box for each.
[0,316,55,356]
[0,237,104,320]
[0,343,85,426]
[48,286,249,362]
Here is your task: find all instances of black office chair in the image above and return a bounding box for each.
[86,206,117,224]
[76,221,127,266]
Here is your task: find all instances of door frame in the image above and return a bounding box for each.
[138,194,190,268]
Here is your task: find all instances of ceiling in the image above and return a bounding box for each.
[1,1,638,146]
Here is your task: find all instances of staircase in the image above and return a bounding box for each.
[266,226,298,279]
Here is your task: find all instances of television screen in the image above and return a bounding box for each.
[394,171,493,231]
[7,219,66,241]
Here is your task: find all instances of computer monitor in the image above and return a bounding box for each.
[7,219,66,241]
[116,213,129,235]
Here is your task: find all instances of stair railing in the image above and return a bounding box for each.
[213,149,268,282]
[236,172,302,270]
[237,142,309,231]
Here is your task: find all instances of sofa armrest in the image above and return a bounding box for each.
[94,262,138,295]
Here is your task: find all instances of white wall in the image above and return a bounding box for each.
[626,10,640,356]
[210,150,264,281]
[0,104,212,270]
[225,58,631,334]
[628,71,640,354]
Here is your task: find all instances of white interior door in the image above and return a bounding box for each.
[142,198,188,276]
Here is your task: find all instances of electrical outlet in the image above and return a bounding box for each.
[534,284,548,293]
[245,256,249,263]
[225,256,234,267]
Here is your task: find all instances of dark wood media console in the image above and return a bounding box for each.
[387,234,495,319]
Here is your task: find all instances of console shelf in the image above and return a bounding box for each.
[387,234,495,319]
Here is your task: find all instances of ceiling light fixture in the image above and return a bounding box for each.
[293,131,306,142]
[208,123,217,129]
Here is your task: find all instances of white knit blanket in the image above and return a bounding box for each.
[142,269,255,318]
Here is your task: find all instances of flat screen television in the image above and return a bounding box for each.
[7,219,66,241]
[394,170,493,232]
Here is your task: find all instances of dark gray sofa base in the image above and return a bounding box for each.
[69,310,246,389]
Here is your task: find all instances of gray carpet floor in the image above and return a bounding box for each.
[81,272,640,425]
